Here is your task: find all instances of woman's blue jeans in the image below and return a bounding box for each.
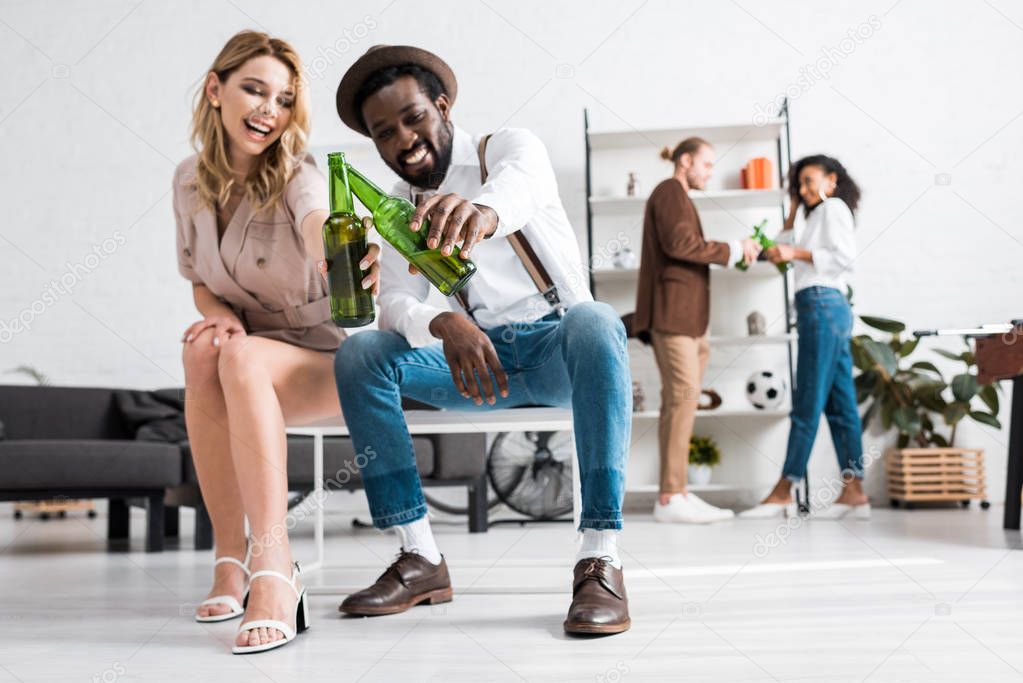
[782,286,864,482]
[333,301,631,531]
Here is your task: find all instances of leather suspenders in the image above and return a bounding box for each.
[451,134,564,321]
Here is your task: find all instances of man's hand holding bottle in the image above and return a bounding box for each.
[409,193,499,259]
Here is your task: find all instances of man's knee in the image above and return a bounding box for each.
[334,330,405,384]
[562,301,626,350]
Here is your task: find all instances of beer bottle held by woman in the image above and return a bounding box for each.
[323,152,375,327]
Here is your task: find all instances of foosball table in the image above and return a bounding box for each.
[917,320,1023,529]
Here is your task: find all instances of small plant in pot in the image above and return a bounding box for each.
[852,315,999,508]
[688,435,721,487]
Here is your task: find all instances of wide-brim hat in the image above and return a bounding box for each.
[336,45,457,136]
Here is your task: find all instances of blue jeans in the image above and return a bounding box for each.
[333,301,631,530]
[782,286,863,482]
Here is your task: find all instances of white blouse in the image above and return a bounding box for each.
[776,197,856,294]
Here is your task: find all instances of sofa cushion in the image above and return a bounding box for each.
[0,385,129,440]
[179,435,435,488]
[429,433,487,479]
[0,440,182,490]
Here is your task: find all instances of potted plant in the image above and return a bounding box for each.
[851,316,999,507]
[688,434,721,486]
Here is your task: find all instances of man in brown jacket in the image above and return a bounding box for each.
[634,137,759,524]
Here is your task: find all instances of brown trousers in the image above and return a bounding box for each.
[650,332,710,494]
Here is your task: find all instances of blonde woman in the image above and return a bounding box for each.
[174,31,379,654]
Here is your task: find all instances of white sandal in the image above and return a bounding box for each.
[195,547,252,623]
[737,502,799,519]
[232,563,309,655]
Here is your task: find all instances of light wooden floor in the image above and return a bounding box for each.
[1,499,1021,683]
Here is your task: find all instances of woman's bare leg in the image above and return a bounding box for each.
[182,327,248,618]
[216,334,341,648]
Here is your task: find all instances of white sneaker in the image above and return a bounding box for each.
[686,493,735,520]
[737,502,799,519]
[653,493,731,524]
[813,502,871,520]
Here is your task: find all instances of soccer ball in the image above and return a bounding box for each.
[745,370,787,410]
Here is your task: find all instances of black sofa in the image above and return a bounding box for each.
[0,385,488,552]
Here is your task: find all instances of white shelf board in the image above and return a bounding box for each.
[626,483,748,494]
[591,267,641,282]
[632,409,788,419]
[592,261,784,283]
[590,189,784,214]
[708,334,794,347]
[710,262,786,278]
[588,120,785,150]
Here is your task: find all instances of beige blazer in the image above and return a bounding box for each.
[172,154,343,352]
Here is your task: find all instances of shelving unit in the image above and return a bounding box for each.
[583,100,798,498]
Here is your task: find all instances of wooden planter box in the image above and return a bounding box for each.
[886,447,990,509]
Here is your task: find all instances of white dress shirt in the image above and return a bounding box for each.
[776,197,856,294]
[377,125,592,347]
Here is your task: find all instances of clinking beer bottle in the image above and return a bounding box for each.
[323,152,375,327]
[345,163,476,296]
[736,218,791,275]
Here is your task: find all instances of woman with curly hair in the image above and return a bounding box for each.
[739,155,867,521]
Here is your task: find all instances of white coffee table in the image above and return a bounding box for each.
[286,407,577,583]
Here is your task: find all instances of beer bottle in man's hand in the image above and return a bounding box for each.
[346,162,476,296]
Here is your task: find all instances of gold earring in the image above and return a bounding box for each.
[211,99,220,108]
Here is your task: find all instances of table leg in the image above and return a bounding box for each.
[305,431,325,572]
[1004,376,1023,530]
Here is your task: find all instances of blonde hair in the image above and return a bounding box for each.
[660,136,710,164]
[190,30,309,212]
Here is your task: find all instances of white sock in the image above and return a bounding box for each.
[575,529,622,569]
[395,516,442,565]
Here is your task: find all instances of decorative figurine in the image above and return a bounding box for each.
[613,246,638,270]
[626,172,639,197]
[747,311,767,336]
[632,381,646,412]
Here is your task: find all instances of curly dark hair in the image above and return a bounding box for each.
[788,154,861,215]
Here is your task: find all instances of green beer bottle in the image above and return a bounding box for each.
[735,219,790,275]
[345,163,477,296]
[323,152,375,327]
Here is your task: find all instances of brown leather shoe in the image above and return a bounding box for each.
[340,550,453,617]
[563,557,630,635]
